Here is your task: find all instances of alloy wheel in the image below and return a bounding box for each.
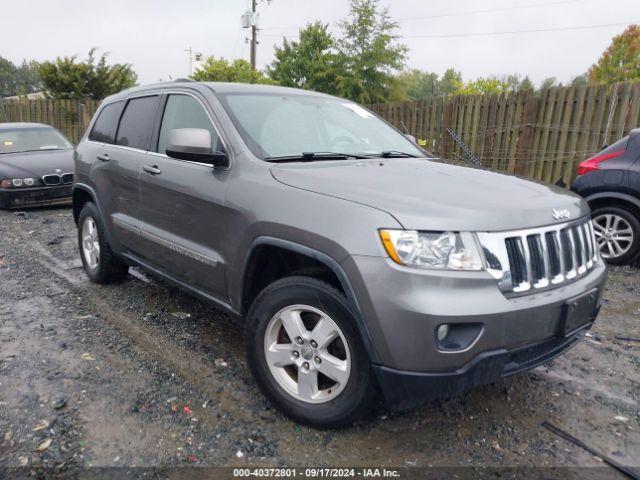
[81,217,100,269]
[593,213,634,259]
[264,304,351,404]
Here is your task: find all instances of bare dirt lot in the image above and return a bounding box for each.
[0,206,638,477]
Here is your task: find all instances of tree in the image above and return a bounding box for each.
[538,76,560,92]
[439,68,463,97]
[0,57,18,97]
[336,0,407,103]
[15,61,42,94]
[455,76,511,95]
[502,74,534,92]
[589,25,640,84]
[191,57,274,84]
[267,22,344,94]
[396,69,440,100]
[571,73,588,87]
[517,75,535,92]
[38,49,137,100]
[0,56,42,97]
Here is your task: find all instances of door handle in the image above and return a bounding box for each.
[143,164,162,175]
[97,154,110,162]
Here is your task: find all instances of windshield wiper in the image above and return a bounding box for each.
[265,152,368,163]
[376,151,420,158]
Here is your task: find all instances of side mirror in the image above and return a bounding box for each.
[404,133,417,144]
[166,128,229,167]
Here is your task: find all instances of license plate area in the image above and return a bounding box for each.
[560,289,599,337]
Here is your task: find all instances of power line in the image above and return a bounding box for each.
[258,32,299,37]
[401,21,637,39]
[396,0,580,22]
[258,0,581,32]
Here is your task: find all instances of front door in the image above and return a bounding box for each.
[138,93,229,300]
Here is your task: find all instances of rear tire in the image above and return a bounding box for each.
[245,276,377,429]
[591,205,640,265]
[78,202,129,283]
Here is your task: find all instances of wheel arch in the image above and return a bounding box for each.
[239,236,380,363]
[585,191,640,217]
[72,184,99,225]
[72,184,114,245]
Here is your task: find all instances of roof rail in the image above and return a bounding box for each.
[174,78,194,83]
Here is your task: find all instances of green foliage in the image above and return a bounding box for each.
[191,57,275,84]
[439,68,464,97]
[38,49,137,100]
[0,57,42,97]
[570,73,588,87]
[452,74,535,96]
[589,25,640,84]
[455,76,511,95]
[517,76,535,92]
[337,0,407,103]
[538,77,560,92]
[396,70,441,100]
[269,0,406,102]
[267,22,343,94]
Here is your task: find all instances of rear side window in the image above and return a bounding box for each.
[88,101,124,144]
[601,136,629,155]
[157,94,220,155]
[115,96,160,150]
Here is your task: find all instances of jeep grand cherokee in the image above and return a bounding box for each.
[73,81,607,428]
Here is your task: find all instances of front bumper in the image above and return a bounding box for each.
[374,325,592,411]
[341,254,607,409]
[0,185,72,209]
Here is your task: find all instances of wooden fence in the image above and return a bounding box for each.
[370,81,640,183]
[0,98,100,144]
[2,84,640,184]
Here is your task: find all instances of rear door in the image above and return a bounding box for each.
[85,100,138,251]
[90,95,160,253]
[138,92,229,299]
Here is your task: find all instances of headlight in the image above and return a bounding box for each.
[0,178,43,188]
[379,230,484,270]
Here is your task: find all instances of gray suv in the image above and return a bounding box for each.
[73,81,607,428]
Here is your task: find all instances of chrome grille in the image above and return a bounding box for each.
[42,173,73,186]
[477,218,599,295]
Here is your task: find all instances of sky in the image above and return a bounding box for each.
[1,0,638,86]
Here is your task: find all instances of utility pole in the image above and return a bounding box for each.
[250,0,257,69]
[185,46,193,75]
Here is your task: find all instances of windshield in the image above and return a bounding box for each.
[218,93,426,159]
[0,126,73,155]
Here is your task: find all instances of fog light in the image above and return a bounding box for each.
[437,324,450,342]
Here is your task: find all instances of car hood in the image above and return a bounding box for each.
[0,149,74,179]
[270,158,589,231]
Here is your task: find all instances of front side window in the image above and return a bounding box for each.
[157,95,220,155]
[88,101,124,144]
[115,96,160,150]
[217,93,424,159]
[0,126,72,155]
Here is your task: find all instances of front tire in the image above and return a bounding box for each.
[78,202,129,283]
[245,276,377,429]
[592,205,640,265]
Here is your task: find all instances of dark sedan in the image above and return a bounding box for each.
[572,128,640,265]
[0,123,75,209]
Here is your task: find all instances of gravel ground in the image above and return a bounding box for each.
[0,206,638,477]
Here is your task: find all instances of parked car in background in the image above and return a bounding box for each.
[0,123,74,209]
[73,82,606,428]
[572,129,640,265]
